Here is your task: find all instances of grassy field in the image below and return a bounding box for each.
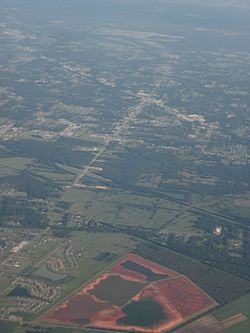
[33,263,69,282]
[232,295,250,318]
[213,303,241,321]
[212,294,250,333]
[0,157,33,177]
[0,320,19,333]
[213,294,250,321]
[63,187,183,229]
[30,167,75,184]
[160,210,200,236]
[192,194,250,221]
[221,320,250,333]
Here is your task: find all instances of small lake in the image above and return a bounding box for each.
[8,285,31,298]
[118,298,168,327]
[122,260,168,282]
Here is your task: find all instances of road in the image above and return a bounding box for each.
[69,141,111,189]
[66,92,147,190]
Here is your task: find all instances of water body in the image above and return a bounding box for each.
[8,285,31,298]
[118,298,168,328]
[89,275,145,306]
[121,260,168,282]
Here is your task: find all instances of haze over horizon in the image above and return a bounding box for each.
[0,1,249,333]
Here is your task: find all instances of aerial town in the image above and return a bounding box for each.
[0,0,250,332]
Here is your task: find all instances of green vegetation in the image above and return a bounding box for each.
[214,295,250,332]
[221,320,250,333]
[213,304,240,321]
[4,139,94,169]
[193,195,250,222]
[232,295,250,318]
[0,157,33,177]
[63,187,181,229]
[135,242,250,304]
[0,196,48,228]
[0,0,249,331]
[2,173,56,199]
[33,264,69,282]
[0,320,19,333]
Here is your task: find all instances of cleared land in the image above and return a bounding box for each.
[43,254,216,333]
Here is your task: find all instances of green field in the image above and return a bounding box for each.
[232,295,250,318]
[0,157,33,177]
[222,320,250,333]
[63,187,182,229]
[160,210,200,236]
[0,320,19,333]
[33,263,69,282]
[213,294,250,321]
[213,304,241,321]
[192,194,250,222]
[212,294,250,333]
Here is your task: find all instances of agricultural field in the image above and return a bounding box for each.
[218,294,250,333]
[62,186,185,230]
[175,294,250,333]
[43,254,216,333]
